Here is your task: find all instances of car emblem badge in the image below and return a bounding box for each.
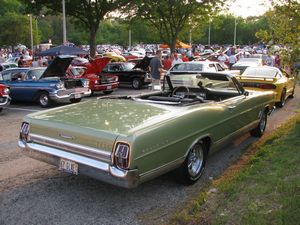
[59,132,74,139]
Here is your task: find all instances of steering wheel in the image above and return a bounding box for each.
[172,86,190,98]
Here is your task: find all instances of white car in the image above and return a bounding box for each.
[167,61,240,76]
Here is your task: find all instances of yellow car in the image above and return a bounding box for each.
[237,66,296,107]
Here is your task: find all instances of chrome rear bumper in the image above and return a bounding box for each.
[18,140,139,188]
[49,87,91,102]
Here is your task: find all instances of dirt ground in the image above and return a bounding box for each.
[0,86,299,225]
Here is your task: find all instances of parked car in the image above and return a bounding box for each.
[231,58,263,73]
[0,62,18,72]
[101,61,152,89]
[167,61,240,76]
[67,66,119,95]
[237,66,296,107]
[19,72,275,188]
[0,84,11,112]
[0,56,91,107]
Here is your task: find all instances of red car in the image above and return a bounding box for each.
[0,84,11,112]
[68,57,119,95]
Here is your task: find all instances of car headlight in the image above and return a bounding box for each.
[3,87,10,95]
[20,122,30,142]
[55,82,65,89]
[113,142,131,169]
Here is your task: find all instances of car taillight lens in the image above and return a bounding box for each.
[257,84,277,89]
[114,142,130,169]
[20,122,30,142]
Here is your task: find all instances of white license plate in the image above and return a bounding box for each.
[74,93,81,99]
[106,85,112,90]
[59,158,78,175]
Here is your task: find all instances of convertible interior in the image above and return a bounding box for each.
[103,73,244,106]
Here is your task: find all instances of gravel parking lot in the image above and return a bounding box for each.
[0,86,299,225]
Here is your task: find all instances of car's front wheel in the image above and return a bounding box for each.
[177,142,207,185]
[132,78,142,89]
[250,110,267,137]
[38,92,52,108]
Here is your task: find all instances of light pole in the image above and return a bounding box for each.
[208,20,211,46]
[28,14,33,51]
[129,28,131,48]
[62,0,67,44]
[233,17,237,46]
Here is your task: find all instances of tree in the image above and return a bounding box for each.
[256,0,300,68]
[22,0,130,57]
[127,0,224,53]
[0,12,31,49]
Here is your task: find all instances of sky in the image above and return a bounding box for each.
[228,0,272,18]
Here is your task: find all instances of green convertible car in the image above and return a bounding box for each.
[19,72,275,188]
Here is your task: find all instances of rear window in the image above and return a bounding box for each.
[171,63,203,72]
[27,68,46,79]
[242,67,279,78]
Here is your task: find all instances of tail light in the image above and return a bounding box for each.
[113,142,131,169]
[20,122,30,142]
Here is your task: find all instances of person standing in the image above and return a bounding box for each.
[172,53,183,66]
[162,55,172,70]
[228,53,237,69]
[217,52,228,67]
[149,50,165,90]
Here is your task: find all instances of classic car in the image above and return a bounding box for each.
[167,61,240,76]
[0,84,11,112]
[0,56,91,107]
[67,66,119,95]
[19,72,275,188]
[0,62,18,72]
[231,57,263,73]
[237,66,296,107]
[101,61,152,89]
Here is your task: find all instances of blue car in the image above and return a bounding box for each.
[0,56,91,107]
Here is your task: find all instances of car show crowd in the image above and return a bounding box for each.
[0,41,298,112]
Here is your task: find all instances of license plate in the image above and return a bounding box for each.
[74,93,81,99]
[107,85,112,90]
[59,158,78,175]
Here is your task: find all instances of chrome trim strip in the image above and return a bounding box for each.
[19,140,139,188]
[29,133,112,163]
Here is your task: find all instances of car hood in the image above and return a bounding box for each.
[27,99,173,136]
[41,56,73,78]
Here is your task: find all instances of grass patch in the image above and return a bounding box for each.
[169,111,300,225]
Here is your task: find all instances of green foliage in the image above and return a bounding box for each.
[128,0,224,52]
[256,0,300,68]
[0,12,31,48]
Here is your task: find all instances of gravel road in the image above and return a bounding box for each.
[0,86,299,225]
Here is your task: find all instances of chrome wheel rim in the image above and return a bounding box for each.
[187,144,204,177]
[40,94,48,106]
[132,79,140,89]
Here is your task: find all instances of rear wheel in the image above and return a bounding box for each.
[38,92,52,108]
[250,110,267,137]
[132,78,142,89]
[275,89,286,108]
[177,142,207,185]
[70,98,82,104]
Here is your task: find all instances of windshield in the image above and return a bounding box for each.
[123,63,135,71]
[170,73,239,92]
[27,68,46,79]
[170,63,203,72]
[70,67,86,76]
[242,67,279,78]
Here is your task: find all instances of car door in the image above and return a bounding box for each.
[8,70,34,101]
